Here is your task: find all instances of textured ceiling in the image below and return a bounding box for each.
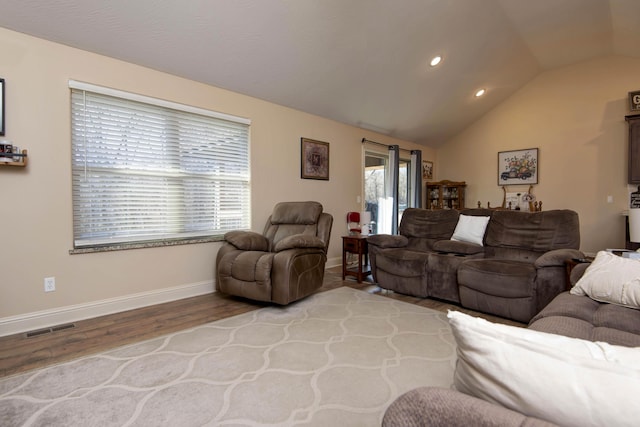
[0,0,639,146]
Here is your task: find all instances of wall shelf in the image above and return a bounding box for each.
[0,149,28,167]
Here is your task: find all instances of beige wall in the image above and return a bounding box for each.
[438,55,640,254]
[7,26,626,327]
[0,28,432,324]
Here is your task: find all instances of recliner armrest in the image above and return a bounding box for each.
[273,234,326,252]
[534,248,584,268]
[224,230,269,251]
[367,234,409,249]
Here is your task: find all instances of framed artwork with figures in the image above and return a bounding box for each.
[498,148,538,185]
[422,160,433,180]
[301,138,329,180]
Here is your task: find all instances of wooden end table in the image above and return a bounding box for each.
[342,235,371,283]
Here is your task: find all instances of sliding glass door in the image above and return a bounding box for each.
[364,148,415,235]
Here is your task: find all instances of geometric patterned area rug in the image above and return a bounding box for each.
[0,287,456,426]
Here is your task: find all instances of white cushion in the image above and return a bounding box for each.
[571,250,640,309]
[447,310,640,427]
[451,214,490,246]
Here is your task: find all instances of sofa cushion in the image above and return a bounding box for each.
[382,387,558,427]
[399,208,459,239]
[448,310,640,427]
[457,259,536,298]
[529,291,599,323]
[432,239,484,255]
[595,302,640,334]
[529,292,640,346]
[571,250,640,309]
[451,214,490,246]
[374,248,428,278]
[529,316,640,348]
[485,209,580,252]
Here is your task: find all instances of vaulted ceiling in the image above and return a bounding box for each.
[1,0,639,146]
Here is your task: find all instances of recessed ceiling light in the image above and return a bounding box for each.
[475,88,486,97]
[430,56,442,67]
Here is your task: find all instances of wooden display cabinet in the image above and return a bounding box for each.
[425,180,466,209]
[627,114,640,183]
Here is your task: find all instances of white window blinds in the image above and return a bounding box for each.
[70,81,251,248]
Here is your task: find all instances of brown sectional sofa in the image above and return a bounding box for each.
[368,208,583,322]
[525,256,640,348]
[382,262,640,426]
[383,387,557,427]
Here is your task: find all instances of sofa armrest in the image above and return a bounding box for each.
[534,248,584,268]
[224,230,269,251]
[569,262,590,285]
[273,234,326,252]
[367,234,409,249]
[382,387,558,427]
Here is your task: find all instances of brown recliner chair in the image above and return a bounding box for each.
[216,201,333,304]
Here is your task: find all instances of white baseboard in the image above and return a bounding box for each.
[326,256,342,269]
[0,280,215,337]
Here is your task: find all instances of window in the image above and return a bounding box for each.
[70,81,251,249]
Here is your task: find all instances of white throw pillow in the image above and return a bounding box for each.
[448,310,640,427]
[571,250,640,309]
[451,214,490,246]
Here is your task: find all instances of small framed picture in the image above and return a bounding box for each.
[0,78,4,136]
[498,148,538,185]
[422,160,433,180]
[630,90,640,112]
[301,138,330,180]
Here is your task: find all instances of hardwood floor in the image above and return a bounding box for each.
[0,267,523,379]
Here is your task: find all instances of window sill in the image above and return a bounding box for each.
[69,236,224,255]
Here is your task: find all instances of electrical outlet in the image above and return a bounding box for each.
[44,277,56,292]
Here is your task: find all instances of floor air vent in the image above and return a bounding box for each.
[25,323,76,338]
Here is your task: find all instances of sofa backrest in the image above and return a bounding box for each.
[263,201,332,251]
[399,208,499,250]
[399,208,460,251]
[484,209,580,258]
[397,208,580,257]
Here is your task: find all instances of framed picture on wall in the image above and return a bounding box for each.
[0,78,4,136]
[630,90,640,112]
[301,137,330,180]
[422,160,433,180]
[498,148,538,185]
